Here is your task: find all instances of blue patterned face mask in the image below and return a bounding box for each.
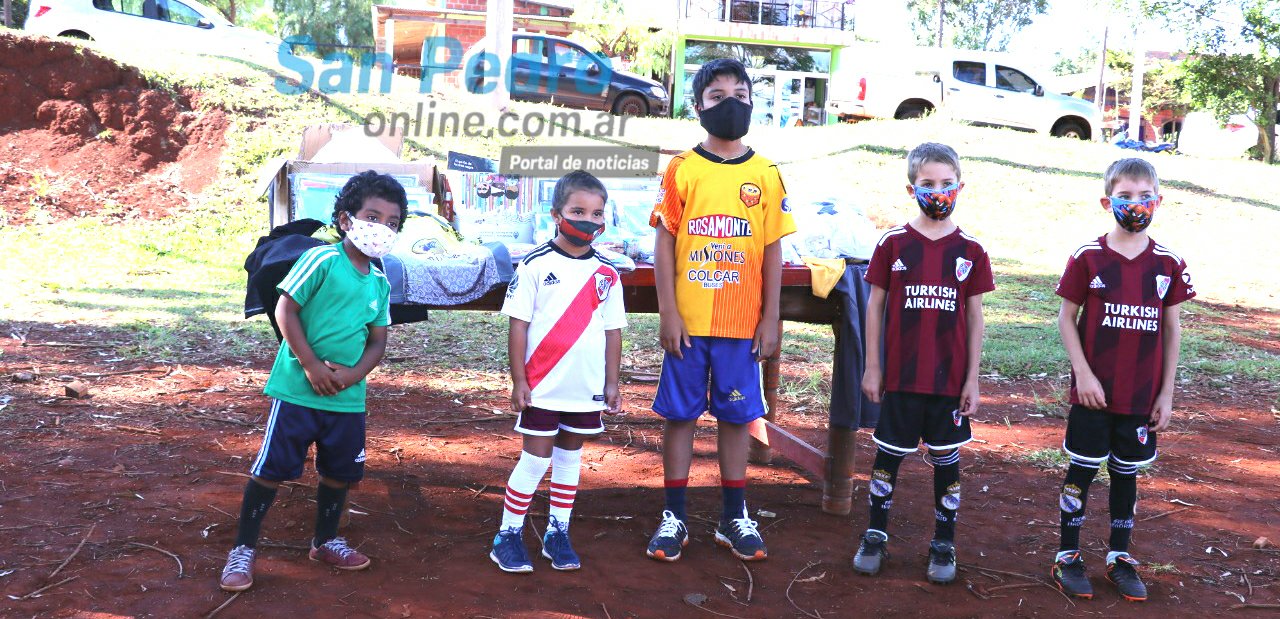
[1109,196,1158,232]
[914,183,960,220]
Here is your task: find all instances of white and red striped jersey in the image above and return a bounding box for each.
[501,242,627,412]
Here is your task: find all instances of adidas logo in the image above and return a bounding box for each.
[543,272,560,286]
[368,300,378,311]
[354,449,366,463]
[891,259,907,272]
[728,389,745,402]
[1089,276,1105,289]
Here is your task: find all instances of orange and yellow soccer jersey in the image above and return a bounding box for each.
[649,146,796,339]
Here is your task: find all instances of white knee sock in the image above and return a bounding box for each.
[548,446,582,528]
[501,451,551,531]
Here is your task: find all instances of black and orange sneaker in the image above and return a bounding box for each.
[1051,551,1094,599]
[1106,554,1148,602]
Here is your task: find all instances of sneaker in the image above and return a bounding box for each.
[219,545,255,592]
[309,536,371,571]
[541,516,581,571]
[490,526,534,573]
[1051,551,1094,599]
[852,530,889,576]
[714,512,767,561]
[1106,554,1148,602]
[926,539,957,584]
[645,510,689,562]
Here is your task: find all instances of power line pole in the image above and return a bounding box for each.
[486,0,513,109]
[1096,7,1109,113]
[1129,0,1144,140]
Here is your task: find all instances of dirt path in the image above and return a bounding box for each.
[1,322,1277,618]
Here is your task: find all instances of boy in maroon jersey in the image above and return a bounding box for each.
[1049,158,1195,602]
[852,143,995,584]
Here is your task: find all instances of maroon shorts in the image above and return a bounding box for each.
[515,406,604,436]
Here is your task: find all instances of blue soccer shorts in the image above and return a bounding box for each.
[249,398,367,483]
[653,336,766,425]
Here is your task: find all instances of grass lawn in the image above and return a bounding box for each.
[2,41,1276,393]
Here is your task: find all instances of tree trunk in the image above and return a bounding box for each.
[1268,75,1279,165]
[229,0,237,24]
[3,0,11,28]
[937,0,945,48]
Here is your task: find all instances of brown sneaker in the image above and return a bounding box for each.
[219,545,256,592]
[309,537,371,571]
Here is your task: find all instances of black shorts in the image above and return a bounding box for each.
[872,391,971,454]
[1063,405,1158,466]
[249,399,367,483]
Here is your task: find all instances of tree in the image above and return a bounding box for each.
[274,0,374,56]
[907,0,1048,51]
[205,0,264,27]
[1178,0,1280,163]
[567,0,674,80]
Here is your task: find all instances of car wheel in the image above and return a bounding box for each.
[895,104,928,120]
[1053,121,1088,140]
[612,94,648,117]
[60,30,93,41]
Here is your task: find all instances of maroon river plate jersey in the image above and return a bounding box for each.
[865,224,995,397]
[1055,235,1196,416]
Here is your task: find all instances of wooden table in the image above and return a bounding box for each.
[419,263,859,515]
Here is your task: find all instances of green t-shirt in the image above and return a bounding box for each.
[264,242,391,413]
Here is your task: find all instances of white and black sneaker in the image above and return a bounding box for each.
[852,530,889,576]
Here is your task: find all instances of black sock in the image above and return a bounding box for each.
[1059,459,1099,552]
[867,446,905,534]
[234,479,278,548]
[314,482,348,547]
[930,450,961,542]
[1108,457,1139,554]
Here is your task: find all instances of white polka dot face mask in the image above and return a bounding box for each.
[346,217,398,259]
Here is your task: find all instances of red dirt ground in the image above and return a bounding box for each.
[0,33,227,225]
[1,320,1277,619]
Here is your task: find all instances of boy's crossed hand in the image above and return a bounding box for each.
[302,360,363,396]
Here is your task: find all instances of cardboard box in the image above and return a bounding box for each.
[259,124,441,227]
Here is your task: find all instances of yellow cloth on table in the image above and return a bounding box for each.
[801,257,846,299]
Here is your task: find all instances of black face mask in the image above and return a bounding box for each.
[699,97,753,141]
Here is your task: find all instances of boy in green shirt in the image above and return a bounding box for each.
[219,171,406,592]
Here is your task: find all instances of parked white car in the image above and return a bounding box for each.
[24,0,281,59]
[829,45,1103,140]
[1176,111,1259,159]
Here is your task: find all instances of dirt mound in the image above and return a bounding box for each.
[0,32,227,224]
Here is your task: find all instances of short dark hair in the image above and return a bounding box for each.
[692,58,751,110]
[551,170,608,213]
[331,170,409,237]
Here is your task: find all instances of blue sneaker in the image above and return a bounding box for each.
[541,516,581,571]
[646,510,689,562]
[490,526,533,573]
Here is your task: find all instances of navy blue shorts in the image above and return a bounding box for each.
[653,337,765,425]
[249,398,366,483]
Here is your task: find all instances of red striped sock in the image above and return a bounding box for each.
[500,451,550,530]
[548,446,582,526]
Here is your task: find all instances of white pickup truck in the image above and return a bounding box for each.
[828,46,1102,140]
